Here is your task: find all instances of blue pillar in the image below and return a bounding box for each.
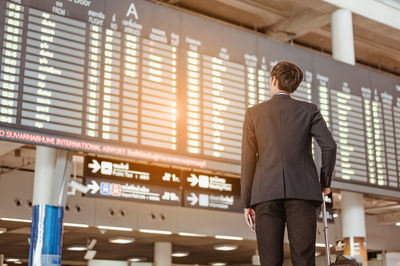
[29,147,72,266]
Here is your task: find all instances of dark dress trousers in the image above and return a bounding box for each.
[241,94,337,266]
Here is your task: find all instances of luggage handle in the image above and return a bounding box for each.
[322,191,331,265]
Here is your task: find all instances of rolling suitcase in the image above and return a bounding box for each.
[321,192,359,266]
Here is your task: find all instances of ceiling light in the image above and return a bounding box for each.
[215,235,243,241]
[210,263,227,266]
[63,223,89,228]
[67,246,87,251]
[6,258,21,262]
[97,225,133,232]
[0,227,7,234]
[128,258,146,262]
[172,251,189,257]
[139,229,172,235]
[214,244,238,251]
[396,222,400,227]
[178,232,207,237]
[109,237,135,244]
[0,218,31,223]
[333,213,339,218]
[315,251,322,256]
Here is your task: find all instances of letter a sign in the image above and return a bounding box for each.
[126,3,139,20]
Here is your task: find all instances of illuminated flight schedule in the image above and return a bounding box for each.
[0,0,399,197]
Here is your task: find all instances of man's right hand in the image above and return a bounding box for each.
[323,188,331,195]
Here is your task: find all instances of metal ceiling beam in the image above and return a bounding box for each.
[0,141,24,157]
[313,27,400,59]
[265,9,331,42]
[214,0,285,26]
[366,204,400,215]
[377,211,400,225]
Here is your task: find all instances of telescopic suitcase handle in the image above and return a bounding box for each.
[322,191,331,266]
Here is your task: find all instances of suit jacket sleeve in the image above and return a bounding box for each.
[241,108,258,208]
[310,104,337,188]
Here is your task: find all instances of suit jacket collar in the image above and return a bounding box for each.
[271,93,291,101]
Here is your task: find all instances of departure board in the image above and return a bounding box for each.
[0,0,400,196]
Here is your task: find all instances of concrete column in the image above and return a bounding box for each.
[341,191,368,265]
[331,9,355,65]
[154,242,172,266]
[331,8,368,266]
[29,146,73,266]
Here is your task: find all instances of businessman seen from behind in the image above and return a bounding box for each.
[241,61,337,266]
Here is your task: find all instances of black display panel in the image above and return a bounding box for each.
[82,156,241,212]
[83,156,182,206]
[0,0,399,196]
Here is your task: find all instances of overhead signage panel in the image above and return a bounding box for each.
[183,189,241,213]
[84,156,181,187]
[83,177,181,206]
[182,170,240,194]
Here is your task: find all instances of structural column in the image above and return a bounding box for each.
[331,9,355,65]
[154,242,172,266]
[341,191,368,265]
[331,8,368,266]
[29,146,72,266]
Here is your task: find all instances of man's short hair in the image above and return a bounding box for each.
[271,61,303,93]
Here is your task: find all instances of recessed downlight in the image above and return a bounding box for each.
[139,229,172,235]
[215,235,243,241]
[6,258,21,263]
[396,222,400,227]
[109,237,135,244]
[172,251,189,257]
[178,232,206,237]
[67,246,87,251]
[128,257,146,262]
[210,263,227,266]
[214,244,238,251]
[97,225,133,232]
[0,218,31,223]
[63,222,89,228]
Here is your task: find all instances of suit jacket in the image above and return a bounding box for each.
[241,94,337,208]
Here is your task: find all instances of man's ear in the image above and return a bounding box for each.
[272,76,278,87]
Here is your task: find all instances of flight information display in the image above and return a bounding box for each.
[0,0,399,195]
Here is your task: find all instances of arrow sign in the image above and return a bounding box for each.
[87,180,100,194]
[187,192,198,206]
[187,173,199,187]
[88,159,101,173]
[69,180,90,194]
[69,180,100,195]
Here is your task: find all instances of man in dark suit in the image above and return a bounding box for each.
[241,61,337,266]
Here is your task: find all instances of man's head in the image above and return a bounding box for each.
[270,61,303,97]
